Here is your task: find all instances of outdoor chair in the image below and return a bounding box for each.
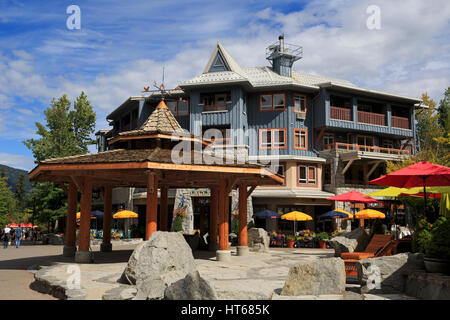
[340,234,394,276]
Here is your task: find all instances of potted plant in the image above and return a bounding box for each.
[424,217,450,274]
[315,232,330,249]
[286,235,296,248]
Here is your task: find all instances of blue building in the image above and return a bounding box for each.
[97,36,422,232]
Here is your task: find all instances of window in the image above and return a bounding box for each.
[294,129,308,150]
[323,133,335,148]
[383,139,394,149]
[294,94,307,113]
[167,99,189,117]
[201,92,230,111]
[298,165,317,185]
[259,93,286,111]
[259,128,287,149]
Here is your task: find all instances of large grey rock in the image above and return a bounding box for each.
[405,272,450,300]
[164,271,218,300]
[357,253,425,294]
[248,228,269,252]
[330,227,369,257]
[121,231,196,299]
[281,258,346,296]
[172,189,194,233]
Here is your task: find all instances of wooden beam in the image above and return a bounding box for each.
[314,126,327,149]
[78,177,92,252]
[102,186,113,247]
[145,172,158,240]
[247,185,257,198]
[238,182,248,247]
[65,182,77,249]
[366,161,382,180]
[341,159,354,175]
[210,186,219,247]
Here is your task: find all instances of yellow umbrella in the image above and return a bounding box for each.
[281,211,313,236]
[113,210,138,219]
[281,211,313,221]
[76,212,96,219]
[355,209,385,219]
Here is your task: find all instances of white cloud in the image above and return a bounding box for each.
[0,153,35,171]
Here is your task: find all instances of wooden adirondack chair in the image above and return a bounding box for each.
[341,234,394,276]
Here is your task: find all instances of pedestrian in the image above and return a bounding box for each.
[3,226,11,249]
[15,225,22,248]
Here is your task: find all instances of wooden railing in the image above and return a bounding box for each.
[392,116,410,129]
[322,142,410,155]
[357,110,386,126]
[330,106,352,121]
[203,103,227,111]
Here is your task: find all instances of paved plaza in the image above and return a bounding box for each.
[0,243,418,300]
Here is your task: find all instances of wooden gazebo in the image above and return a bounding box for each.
[29,99,282,263]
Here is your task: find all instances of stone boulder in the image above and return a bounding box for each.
[120,231,196,300]
[329,227,369,257]
[164,271,218,300]
[281,258,346,296]
[248,228,270,252]
[357,253,425,294]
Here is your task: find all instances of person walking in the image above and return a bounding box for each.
[15,225,22,248]
[3,226,11,248]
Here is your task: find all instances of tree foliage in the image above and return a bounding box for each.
[0,177,16,227]
[23,92,96,227]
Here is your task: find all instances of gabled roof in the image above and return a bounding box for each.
[203,41,246,77]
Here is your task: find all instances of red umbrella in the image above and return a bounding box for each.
[327,190,379,203]
[370,161,450,219]
[22,223,33,228]
[8,223,19,228]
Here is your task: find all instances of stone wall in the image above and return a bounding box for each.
[172,189,194,234]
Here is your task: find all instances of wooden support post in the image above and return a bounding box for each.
[237,182,248,256]
[209,186,219,251]
[101,186,113,252]
[63,182,77,257]
[160,186,168,231]
[75,177,93,263]
[146,172,158,240]
[217,178,231,262]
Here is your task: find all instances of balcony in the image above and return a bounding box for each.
[392,116,410,129]
[330,106,352,121]
[357,111,385,126]
[323,142,409,155]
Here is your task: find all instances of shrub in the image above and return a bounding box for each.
[411,218,432,253]
[315,232,330,241]
[425,217,450,260]
[174,214,184,232]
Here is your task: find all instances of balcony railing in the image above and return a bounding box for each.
[330,106,352,121]
[322,142,410,155]
[203,103,228,111]
[210,138,231,145]
[357,110,386,126]
[392,116,410,129]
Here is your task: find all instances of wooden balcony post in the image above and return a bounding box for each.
[146,172,158,240]
[237,182,248,256]
[101,186,113,252]
[63,182,78,257]
[75,177,93,263]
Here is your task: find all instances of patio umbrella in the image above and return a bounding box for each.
[91,210,104,218]
[76,212,97,219]
[113,210,138,219]
[370,161,450,219]
[355,209,385,219]
[440,193,450,218]
[319,209,353,220]
[8,223,18,228]
[327,190,379,203]
[253,210,282,219]
[281,211,313,235]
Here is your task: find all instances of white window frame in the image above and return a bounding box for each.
[298,165,316,184]
[260,129,286,149]
[294,94,307,113]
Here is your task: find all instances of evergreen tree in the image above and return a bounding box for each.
[23,92,96,228]
[0,177,16,227]
[14,173,27,211]
[1,167,6,178]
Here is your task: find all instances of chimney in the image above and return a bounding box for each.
[266,35,302,77]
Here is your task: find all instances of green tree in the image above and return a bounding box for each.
[437,87,450,132]
[0,177,16,227]
[14,173,27,212]
[23,92,96,228]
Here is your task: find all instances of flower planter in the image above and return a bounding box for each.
[424,257,450,275]
[318,240,327,249]
[286,239,295,248]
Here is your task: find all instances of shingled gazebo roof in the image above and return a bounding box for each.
[109,98,205,145]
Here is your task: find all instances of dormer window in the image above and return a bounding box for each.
[259,93,286,111]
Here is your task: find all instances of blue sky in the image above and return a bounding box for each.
[0,0,449,170]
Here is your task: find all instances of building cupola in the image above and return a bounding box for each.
[266,35,302,77]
